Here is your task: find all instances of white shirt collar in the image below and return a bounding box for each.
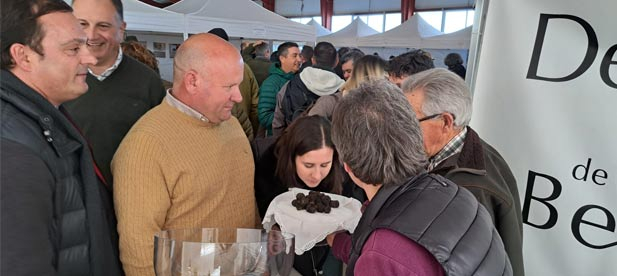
[164,89,210,123]
[89,47,123,81]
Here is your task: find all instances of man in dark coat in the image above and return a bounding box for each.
[1,0,123,275]
[403,68,524,276]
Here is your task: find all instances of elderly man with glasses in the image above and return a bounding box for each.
[402,68,525,276]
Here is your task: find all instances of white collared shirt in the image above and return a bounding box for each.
[89,48,124,81]
[164,89,210,123]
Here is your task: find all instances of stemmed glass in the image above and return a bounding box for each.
[154,228,295,276]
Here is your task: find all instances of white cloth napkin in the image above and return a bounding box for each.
[262,188,363,255]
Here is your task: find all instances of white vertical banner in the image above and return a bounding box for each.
[471,0,617,275]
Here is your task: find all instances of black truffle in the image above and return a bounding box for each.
[291,192,341,214]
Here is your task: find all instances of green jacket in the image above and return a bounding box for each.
[257,63,294,136]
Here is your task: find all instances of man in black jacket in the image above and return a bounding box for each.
[402,68,524,276]
[1,1,123,275]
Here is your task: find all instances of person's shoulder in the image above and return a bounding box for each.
[364,228,423,252]
[261,74,285,92]
[357,229,444,276]
[118,55,161,80]
[319,93,340,104]
[1,138,53,180]
[123,103,167,131]
[465,127,506,161]
[1,103,52,154]
[478,136,510,165]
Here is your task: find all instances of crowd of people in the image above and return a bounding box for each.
[1,0,521,275]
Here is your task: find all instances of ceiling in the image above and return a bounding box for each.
[140,0,476,16]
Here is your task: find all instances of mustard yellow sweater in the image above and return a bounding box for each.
[112,101,257,276]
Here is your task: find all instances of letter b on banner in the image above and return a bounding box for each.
[523,170,562,229]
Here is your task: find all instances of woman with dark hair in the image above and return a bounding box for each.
[253,115,344,275]
[254,115,343,218]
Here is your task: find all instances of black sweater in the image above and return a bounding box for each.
[64,55,165,186]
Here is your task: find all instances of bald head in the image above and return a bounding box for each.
[173,33,241,85]
[171,33,244,124]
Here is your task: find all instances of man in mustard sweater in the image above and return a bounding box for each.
[112,33,258,276]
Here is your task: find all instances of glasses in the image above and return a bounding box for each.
[418,113,456,122]
[418,113,442,122]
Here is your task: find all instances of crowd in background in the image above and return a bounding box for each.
[1,0,524,276]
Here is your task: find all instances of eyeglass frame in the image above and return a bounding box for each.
[417,113,456,122]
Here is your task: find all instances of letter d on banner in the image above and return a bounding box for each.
[527,14,598,82]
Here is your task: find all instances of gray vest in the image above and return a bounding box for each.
[348,173,512,276]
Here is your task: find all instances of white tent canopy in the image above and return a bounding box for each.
[306,19,331,37]
[165,0,315,42]
[357,15,442,48]
[317,18,379,47]
[421,26,472,49]
[63,0,186,34]
[123,0,185,34]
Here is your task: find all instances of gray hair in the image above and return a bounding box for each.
[254,42,269,57]
[331,79,428,187]
[401,68,472,127]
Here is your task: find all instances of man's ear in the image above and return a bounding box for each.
[441,112,456,131]
[343,162,351,173]
[9,44,34,72]
[120,21,127,33]
[183,69,199,94]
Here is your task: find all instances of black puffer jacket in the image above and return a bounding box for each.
[1,70,123,275]
[348,173,512,276]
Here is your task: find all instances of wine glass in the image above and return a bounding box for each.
[154,228,295,276]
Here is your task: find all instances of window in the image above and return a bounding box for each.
[384,13,402,31]
[289,8,473,34]
[418,11,443,32]
[418,9,474,33]
[466,10,475,27]
[366,14,384,32]
[331,15,352,32]
[355,14,382,32]
[290,16,322,25]
[312,16,323,25]
[444,10,472,33]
